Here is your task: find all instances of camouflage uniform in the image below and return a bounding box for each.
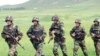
[90,19,100,56]
[49,15,67,56]
[1,16,23,56]
[70,19,88,56]
[27,17,46,56]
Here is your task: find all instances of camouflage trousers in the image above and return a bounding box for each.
[73,40,88,56]
[7,42,17,56]
[53,41,67,56]
[93,39,100,56]
[31,41,45,56]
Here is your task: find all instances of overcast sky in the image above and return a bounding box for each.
[0,0,29,6]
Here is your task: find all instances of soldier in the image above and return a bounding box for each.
[70,19,88,56]
[90,18,100,56]
[1,16,23,56]
[49,15,67,56]
[27,17,46,56]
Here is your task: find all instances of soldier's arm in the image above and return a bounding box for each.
[81,27,86,40]
[60,22,65,36]
[70,27,75,38]
[1,26,9,39]
[49,24,53,37]
[16,25,23,41]
[89,25,95,37]
[48,26,54,43]
[81,27,86,36]
[42,26,46,38]
[49,24,55,40]
[27,25,34,38]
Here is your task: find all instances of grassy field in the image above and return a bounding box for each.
[0,10,100,56]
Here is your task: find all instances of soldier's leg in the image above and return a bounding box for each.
[7,42,11,56]
[93,40,98,56]
[14,51,18,56]
[53,42,59,56]
[9,44,17,56]
[30,39,40,56]
[80,40,88,56]
[96,41,100,56]
[73,41,79,56]
[30,39,38,50]
[60,42,67,56]
[31,42,39,56]
[36,42,45,56]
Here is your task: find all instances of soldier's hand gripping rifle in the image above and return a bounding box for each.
[36,35,45,42]
[3,32,25,50]
[48,31,55,44]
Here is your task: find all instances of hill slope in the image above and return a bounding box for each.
[0,0,100,10]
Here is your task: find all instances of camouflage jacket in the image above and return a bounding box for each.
[1,25,23,42]
[27,24,46,42]
[90,24,100,39]
[70,26,86,40]
[49,22,65,42]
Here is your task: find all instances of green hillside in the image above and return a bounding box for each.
[0,0,100,10]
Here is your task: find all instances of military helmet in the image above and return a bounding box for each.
[5,16,13,22]
[52,15,59,21]
[75,19,81,24]
[32,17,39,22]
[94,18,100,23]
